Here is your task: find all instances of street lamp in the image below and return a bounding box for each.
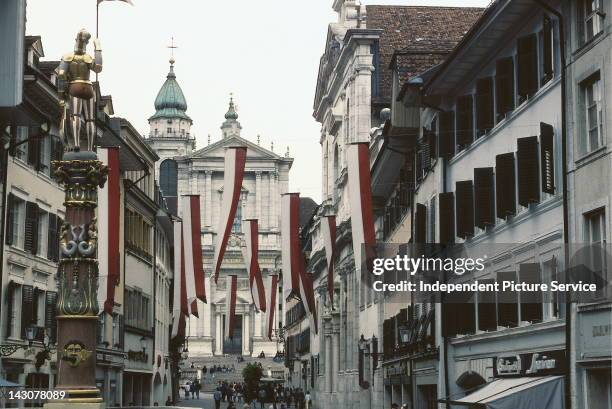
[140,336,147,353]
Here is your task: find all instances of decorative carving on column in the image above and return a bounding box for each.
[205,170,213,227]
[269,170,278,230]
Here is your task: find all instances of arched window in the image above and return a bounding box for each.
[159,159,178,213]
[232,202,242,233]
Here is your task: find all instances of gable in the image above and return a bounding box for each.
[191,135,283,161]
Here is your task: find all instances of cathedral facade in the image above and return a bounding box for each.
[145,59,291,358]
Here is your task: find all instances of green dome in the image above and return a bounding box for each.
[224,97,238,120]
[149,61,192,122]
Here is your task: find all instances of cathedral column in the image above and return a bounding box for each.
[269,171,277,229]
[255,171,262,222]
[205,171,213,226]
[204,276,211,337]
[254,309,262,338]
[215,314,222,355]
[325,323,333,393]
[332,321,340,391]
[242,313,250,356]
[190,168,197,194]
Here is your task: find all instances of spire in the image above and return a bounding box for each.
[149,56,191,123]
[220,93,242,138]
[225,94,239,120]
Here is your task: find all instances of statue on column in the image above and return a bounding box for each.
[58,29,102,154]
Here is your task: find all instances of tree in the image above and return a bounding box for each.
[242,362,263,402]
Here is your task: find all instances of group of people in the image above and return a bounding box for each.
[211,382,312,409]
[182,378,202,400]
[391,404,408,409]
[204,364,237,377]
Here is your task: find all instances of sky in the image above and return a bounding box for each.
[26,0,490,202]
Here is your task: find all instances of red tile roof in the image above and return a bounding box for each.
[366,5,484,104]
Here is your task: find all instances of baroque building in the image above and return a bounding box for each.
[145,59,292,360]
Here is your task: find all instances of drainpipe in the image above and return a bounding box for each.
[531,3,571,409]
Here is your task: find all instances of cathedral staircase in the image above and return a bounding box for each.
[193,356,285,392]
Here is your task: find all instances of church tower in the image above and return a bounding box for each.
[145,57,196,213]
[146,58,195,170]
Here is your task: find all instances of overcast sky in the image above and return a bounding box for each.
[26,0,490,202]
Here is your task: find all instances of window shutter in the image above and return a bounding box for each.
[474,167,494,229]
[27,137,41,170]
[45,291,58,344]
[415,203,427,244]
[542,16,554,84]
[497,271,519,328]
[456,95,474,149]
[21,285,34,338]
[442,302,458,337]
[517,34,538,102]
[478,278,497,331]
[495,153,516,218]
[425,127,437,160]
[47,214,57,261]
[438,111,455,158]
[5,193,15,245]
[540,122,555,194]
[415,149,423,183]
[8,127,17,157]
[439,192,455,245]
[455,181,474,239]
[32,287,40,326]
[24,202,39,254]
[519,263,543,323]
[476,77,494,137]
[421,135,431,172]
[495,57,515,120]
[517,136,540,207]
[6,281,15,338]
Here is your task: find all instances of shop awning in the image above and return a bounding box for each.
[440,375,564,409]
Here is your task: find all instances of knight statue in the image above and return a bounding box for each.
[58,29,102,154]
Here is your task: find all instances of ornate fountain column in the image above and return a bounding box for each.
[50,157,107,407]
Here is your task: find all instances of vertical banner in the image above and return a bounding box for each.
[213,147,247,283]
[97,147,120,314]
[225,275,238,339]
[182,195,207,318]
[347,142,377,281]
[321,215,337,308]
[243,219,266,312]
[267,274,278,340]
[281,193,302,300]
[171,219,186,338]
[299,270,318,334]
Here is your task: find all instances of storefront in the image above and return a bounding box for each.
[575,305,612,409]
[96,349,125,407]
[441,350,566,409]
[383,359,410,407]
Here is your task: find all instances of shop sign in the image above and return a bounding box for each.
[494,350,565,377]
[127,350,148,363]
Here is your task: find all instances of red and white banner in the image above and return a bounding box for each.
[172,219,187,339]
[182,195,207,317]
[98,147,120,315]
[299,270,318,334]
[213,147,247,283]
[281,193,302,300]
[225,275,238,339]
[321,215,337,308]
[267,274,278,340]
[242,219,266,312]
[347,142,377,280]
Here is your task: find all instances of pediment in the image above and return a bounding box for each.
[191,135,284,161]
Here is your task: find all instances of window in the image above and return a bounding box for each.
[584,0,604,42]
[6,281,22,339]
[495,57,515,120]
[456,95,474,149]
[14,126,28,161]
[476,77,494,137]
[585,208,607,297]
[583,74,603,154]
[232,203,242,233]
[39,136,51,174]
[37,210,48,257]
[167,128,172,134]
[540,15,555,85]
[167,119,172,124]
[125,288,151,331]
[159,159,178,213]
[7,194,26,249]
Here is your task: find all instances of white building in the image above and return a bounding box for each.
[145,60,292,361]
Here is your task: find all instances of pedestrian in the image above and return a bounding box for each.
[391,404,399,409]
[190,381,196,399]
[213,387,222,409]
[195,379,201,399]
[184,382,190,399]
[305,391,311,409]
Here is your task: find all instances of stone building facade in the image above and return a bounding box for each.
[145,61,292,361]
